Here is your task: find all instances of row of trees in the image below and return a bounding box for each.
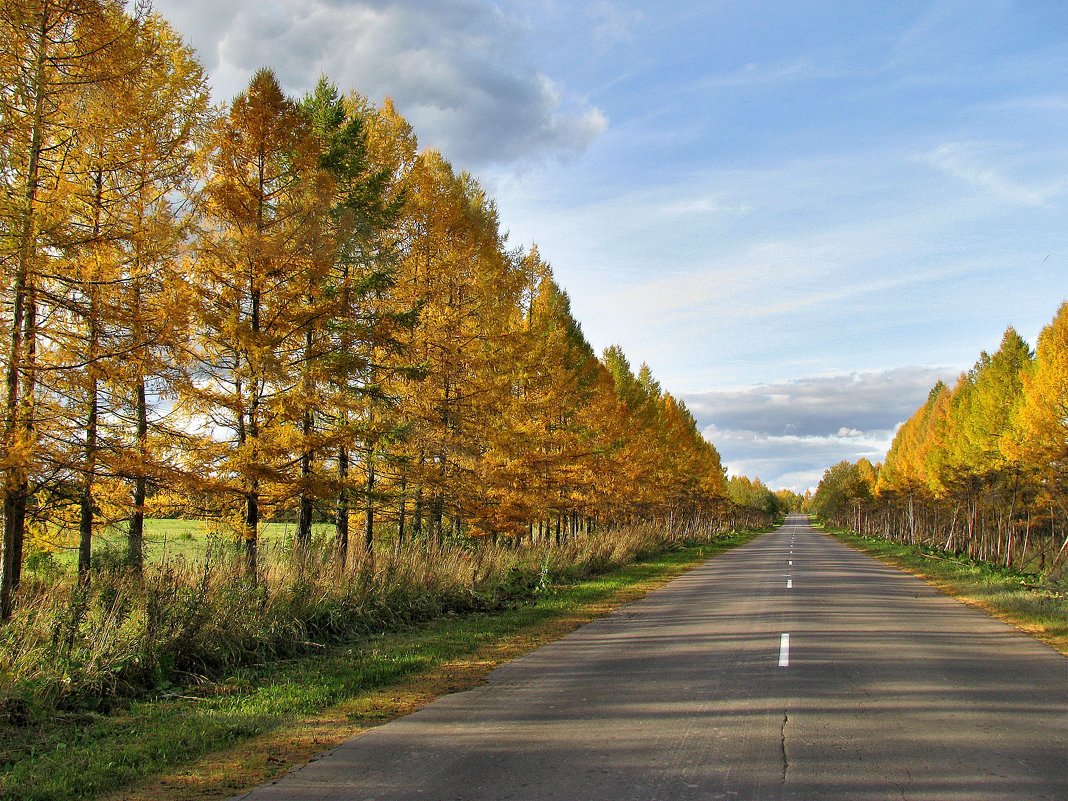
[726,475,801,525]
[0,2,755,618]
[810,303,1068,576]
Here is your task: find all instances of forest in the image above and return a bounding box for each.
[809,302,1068,578]
[0,1,797,711]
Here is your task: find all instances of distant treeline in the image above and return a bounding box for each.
[809,302,1068,576]
[0,2,777,620]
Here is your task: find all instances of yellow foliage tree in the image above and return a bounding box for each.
[183,69,332,577]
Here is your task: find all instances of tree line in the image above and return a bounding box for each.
[0,1,756,619]
[809,302,1068,577]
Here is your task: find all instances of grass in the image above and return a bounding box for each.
[821,523,1068,655]
[0,528,767,801]
[40,519,337,569]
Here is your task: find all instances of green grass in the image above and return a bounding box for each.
[821,523,1068,653]
[40,519,337,570]
[0,529,764,801]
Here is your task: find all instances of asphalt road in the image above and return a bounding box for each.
[232,514,1068,801]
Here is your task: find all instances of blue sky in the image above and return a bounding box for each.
[154,0,1068,491]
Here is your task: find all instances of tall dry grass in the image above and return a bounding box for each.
[0,517,743,714]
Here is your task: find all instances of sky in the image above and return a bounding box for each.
[152,0,1068,492]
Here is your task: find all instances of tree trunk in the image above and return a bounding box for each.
[396,476,407,550]
[335,445,349,567]
[363,444,375,562]
[297,327,315,552]
[413,484,424,539]
[245,487,259,578]
[1,7,49,620]
[128,379,148,573]
[77,372,99,580]
[431,495,444,546]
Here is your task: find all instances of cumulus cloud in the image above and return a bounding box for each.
[683,367,958,492]
[683,366,957,438]
[707,424,895,495]
[154,0,608,168]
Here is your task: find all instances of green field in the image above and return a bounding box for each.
[41,519,339,570]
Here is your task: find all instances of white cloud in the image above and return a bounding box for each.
[154,0,608,168]
[686,368,957,492]
[708,424,896,494]
[588,1,642,46]
[922,141,1065,206]
[659,196,751,216]
[701,58,840,89]
[684,367,955,438]
[712,428,895,494]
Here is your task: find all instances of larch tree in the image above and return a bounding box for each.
[485,250,600,538]
[0,0,141,612]
[392,151,521,542]
[349,96,420,554]
[1007,303,1068,487]
[107,15,209,573]
[183,69,332,578]
[37,7,207,578]
[602,346,665,518]
[962,327,1032,473]
[296,80,410,565]
[1005,303,1068,569]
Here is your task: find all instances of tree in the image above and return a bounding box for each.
[1006,303,1068,570]
[0,0,151,613]
[183,69,332,577]
[296,79,408,565]
[391,151,521,542]
[963,327,1032,472]
[35,9,208,578]
[108,15,209,573]
[810,461,871,524]
[1007,304,1068,487]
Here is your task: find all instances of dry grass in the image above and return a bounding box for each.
[1,518,732,713]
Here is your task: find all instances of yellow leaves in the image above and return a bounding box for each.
[880,321,1046,502]
[1005,302,1068,489]
[25,517,76,555]
[868,303,1068,557]
[1,4,745,579]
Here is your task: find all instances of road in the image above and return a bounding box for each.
[232,514,1068,801]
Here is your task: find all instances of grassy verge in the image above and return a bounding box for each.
[821,524,1068,655]
[1,528,766,801]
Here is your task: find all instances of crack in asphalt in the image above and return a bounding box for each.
[781,710,789,784]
